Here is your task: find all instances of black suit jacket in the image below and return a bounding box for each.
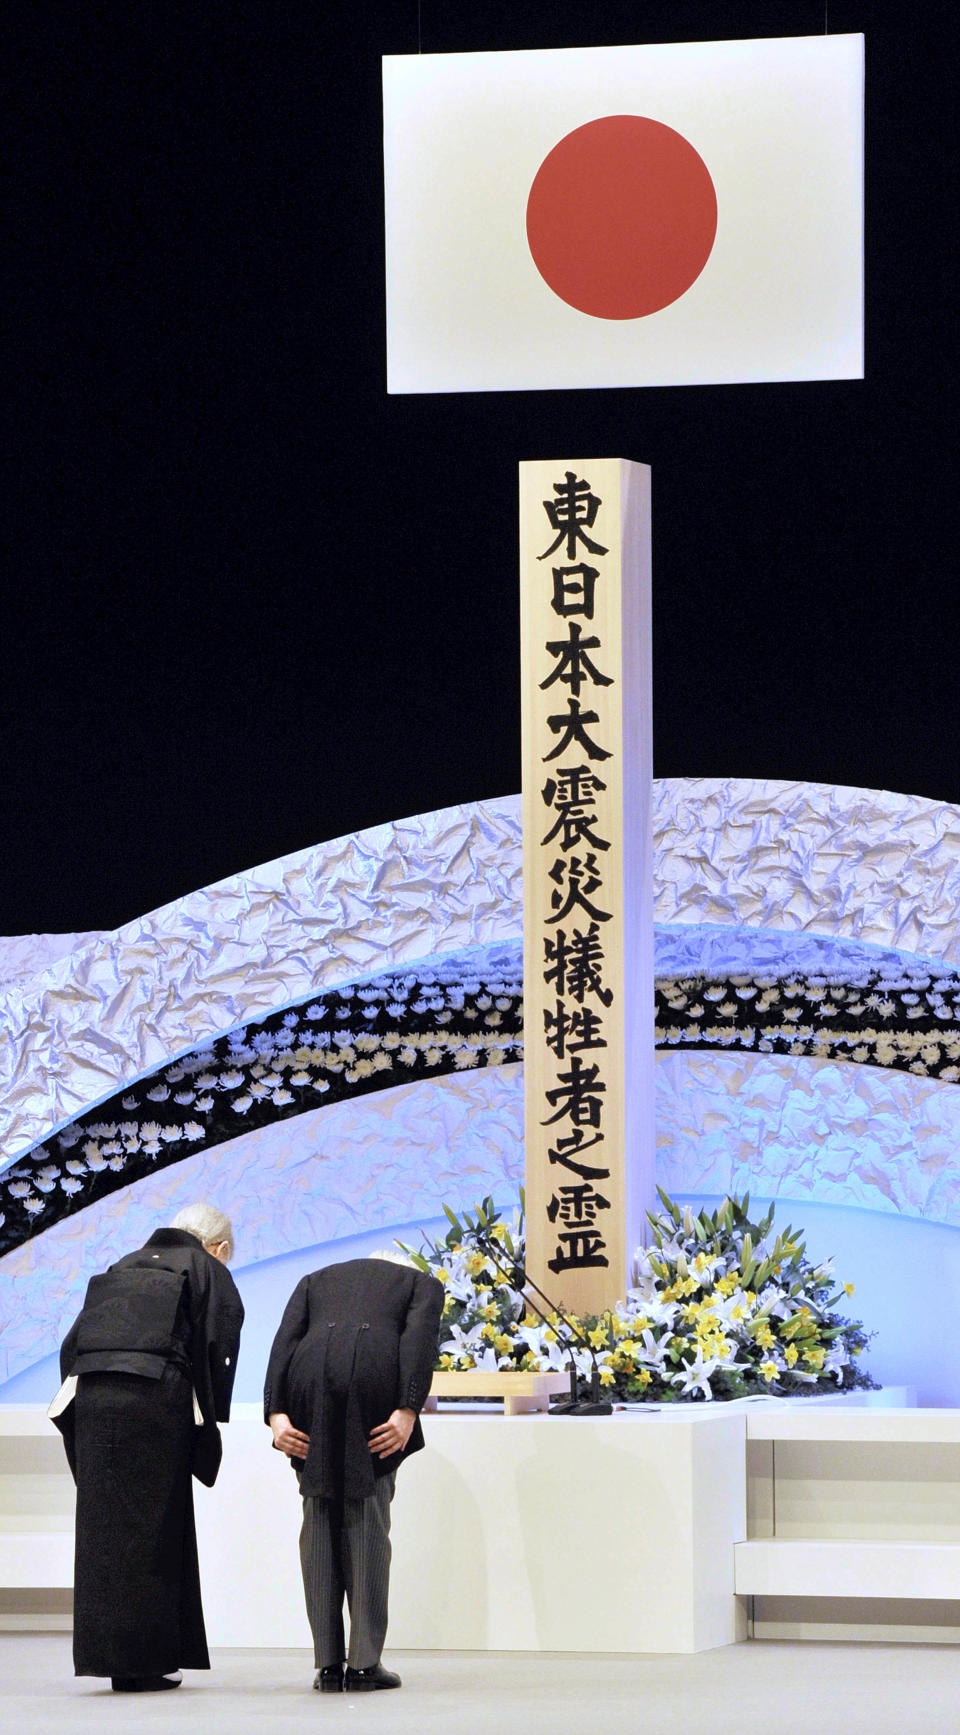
[263,1257,444,1500]
[56,1227,244,1487]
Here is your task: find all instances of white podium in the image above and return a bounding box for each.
[195,1405,748,1654]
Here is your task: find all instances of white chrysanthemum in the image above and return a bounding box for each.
[60,1177,83,1195]
[194,1096,214,1113]
[24,1196,46,1215]
[165,1066,185,1083]
[160,1126,180,1143]
[220,1070,244,1089]
[8,1181,31,1198]
[140,1121,162,1141]
[271,1087,293,1105]
[232,1095,254,1114]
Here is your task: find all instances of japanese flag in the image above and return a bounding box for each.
[383,35,863,393]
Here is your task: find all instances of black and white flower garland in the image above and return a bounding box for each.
[0,965,522,1254]
[3,957,959,1256]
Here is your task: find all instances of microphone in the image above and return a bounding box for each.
[473,1230,612,1416]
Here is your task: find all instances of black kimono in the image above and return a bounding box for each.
[263,1257,444,1500]
[54,1228,244,1680]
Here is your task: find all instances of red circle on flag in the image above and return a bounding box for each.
[526,115,718,320]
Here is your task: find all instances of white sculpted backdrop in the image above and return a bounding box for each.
[2,776,960,1399]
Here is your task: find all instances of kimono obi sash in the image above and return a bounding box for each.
[70,1264,191,1379]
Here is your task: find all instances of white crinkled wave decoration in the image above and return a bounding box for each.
[656,1050,960,1223]
[8,1048,960,1385]
[653,778,960,958]
[0,800,522,1156]
[0,1065,524,1386]
[3,777,960,1159]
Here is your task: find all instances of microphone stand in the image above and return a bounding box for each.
[473,1231,612,1416]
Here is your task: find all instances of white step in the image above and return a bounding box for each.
[746,1406,960,1444]
[736,1537,960,1599]
[0,1531,73,1588]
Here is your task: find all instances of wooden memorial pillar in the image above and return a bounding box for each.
[520,459,654,1315]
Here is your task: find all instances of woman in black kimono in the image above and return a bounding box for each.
[52,1203,244,1692]
[264,1254,444,1692]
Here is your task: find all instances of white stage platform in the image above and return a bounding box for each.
[10,1388,960,1654]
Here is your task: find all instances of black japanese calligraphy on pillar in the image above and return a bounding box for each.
[521,458,653,1316]
[536,473,614,1279]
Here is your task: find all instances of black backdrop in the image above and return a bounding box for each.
[6,2,957,934]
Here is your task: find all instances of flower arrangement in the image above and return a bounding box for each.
[400,1188,876,1403]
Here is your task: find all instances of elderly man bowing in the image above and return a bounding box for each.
[264,1254,444,1693]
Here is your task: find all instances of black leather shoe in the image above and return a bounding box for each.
[344,1664,401,1691]
[111,1675,181,1692]
[314,1665,344,1693]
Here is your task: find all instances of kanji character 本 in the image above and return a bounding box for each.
[541,1054,606,1128]
[544,1000,607,1058]
[540,621,613,698]
[543,698,611,763]
[546,1183,612,1226]
[545,854,612,925]
[548,1129,611,1181]
[538,472,608,561]
[543,924,613,1005]
[550,564,599,619]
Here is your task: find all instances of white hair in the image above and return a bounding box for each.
[171,1203,234,1261]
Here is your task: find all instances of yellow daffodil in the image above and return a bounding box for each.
[438,1354,455,1369]
[632,1369,653,1387]
[588,1325,608,1348]
[760,1360,779,1383]
[844,1282,855,1297]
[599,1368,616,1386]
[494,1334,513,1355]
[435,1266,450,1283]
[784,1344,798,1367]
[480,1324,498,1342]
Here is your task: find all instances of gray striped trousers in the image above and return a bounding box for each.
[299,1474,396,1670]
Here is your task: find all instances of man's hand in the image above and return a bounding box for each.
[269,1412,310,1460]
[368,1408,416,1459]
